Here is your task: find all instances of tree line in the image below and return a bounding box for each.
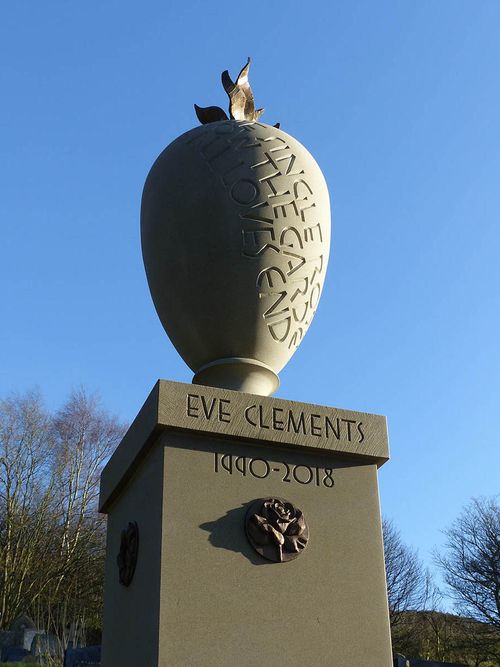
[385,497,500,665]
[0,388,498,665]
[0,389,125,646]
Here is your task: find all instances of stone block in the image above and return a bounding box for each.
[100,380,392,666]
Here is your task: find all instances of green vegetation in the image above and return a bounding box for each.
[384,497,500,665]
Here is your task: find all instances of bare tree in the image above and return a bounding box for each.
[44,388,125,643]
[0,390,54,627]
[0,387,126,645]
[51,388,122,565]
[436,496,500,629]
[383,518,431,628]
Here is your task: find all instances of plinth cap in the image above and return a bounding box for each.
[99,380,389,513]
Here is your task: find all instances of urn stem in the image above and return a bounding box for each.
[192,357,279,397]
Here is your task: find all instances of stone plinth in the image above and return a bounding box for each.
[99,380,392,666]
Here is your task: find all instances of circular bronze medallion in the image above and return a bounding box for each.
[245,498,309,563]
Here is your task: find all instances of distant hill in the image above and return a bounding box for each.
[391,610,500,667]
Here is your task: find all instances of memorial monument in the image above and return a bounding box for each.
[99,60,392,666]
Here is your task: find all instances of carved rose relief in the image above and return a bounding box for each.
[245,498,309,562]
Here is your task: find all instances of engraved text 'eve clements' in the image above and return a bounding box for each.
[186,392,365,444]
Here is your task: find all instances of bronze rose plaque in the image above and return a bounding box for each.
[117,521,139,586]
[245,498,309,563]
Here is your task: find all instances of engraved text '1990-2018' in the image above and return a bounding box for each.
[214,453,335,488]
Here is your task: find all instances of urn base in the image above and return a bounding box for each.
[192,357,280,396]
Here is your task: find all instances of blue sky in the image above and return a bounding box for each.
[1,1,499,590]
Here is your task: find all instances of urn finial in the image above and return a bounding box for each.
[194,58,269,126]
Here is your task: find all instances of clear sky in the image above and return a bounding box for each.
[1,1,499,587]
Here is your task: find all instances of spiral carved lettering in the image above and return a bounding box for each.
[188,120,328,350]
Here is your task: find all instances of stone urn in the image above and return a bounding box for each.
[141,60,331,396]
